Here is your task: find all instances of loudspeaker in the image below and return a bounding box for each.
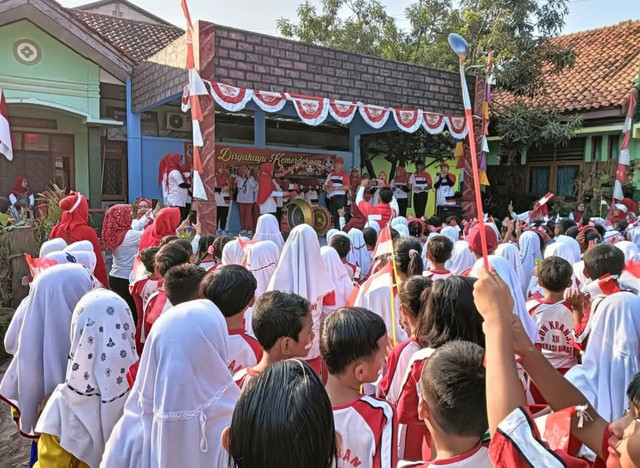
[437,204,462,220]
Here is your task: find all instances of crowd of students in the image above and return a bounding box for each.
[1,184,640,468]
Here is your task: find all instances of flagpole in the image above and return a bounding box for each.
[389,242,400,347]
[449,34,490,270]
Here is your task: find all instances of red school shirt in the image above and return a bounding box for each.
[233,366,261,390]
[378,338,420,403]
[227,327,263,375]
[332,395,398,468]
[423,269,452,281]
[399,442,493,467]
[130,275,161,324]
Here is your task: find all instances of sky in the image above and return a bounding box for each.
[60,0,640,36]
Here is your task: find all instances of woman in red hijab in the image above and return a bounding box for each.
[256,163,279,217]
[138,207,181,251]
[390,167,410,217]
[158,153,189,220]
[50,192,109,287]
[8,176,35,219]
[570,200,586,224]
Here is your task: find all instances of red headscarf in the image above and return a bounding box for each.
[572,200,585,224]
[102,204,133,251]
[135,198,152,219]
[394,167,409,183]
[139,207,181,250]
[256,163,276,205]
[622,197,636,215]
[158,154,184,189]
[10,176,32,197]
[215,164,230,189]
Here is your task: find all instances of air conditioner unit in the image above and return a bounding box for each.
[166,112,191,131]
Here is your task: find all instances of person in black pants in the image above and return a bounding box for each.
[409,161,432,219]
[325,157,350,229]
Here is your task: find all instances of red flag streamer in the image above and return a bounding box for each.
[613,94,636,201]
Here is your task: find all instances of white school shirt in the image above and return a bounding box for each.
[526,299,578,370]
[235,175,258,204]
[408,173,430,193]
[332,395,397,468]
[423,269,452,281]
[109,230,143,280]
[214,186,231,207]
[326,171,350,196]
[399,444,492,467]
[226,328,262,375]
[162,170,188,207]
[391,179,409,199]
[131,212,154,231]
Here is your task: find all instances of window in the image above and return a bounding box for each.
[101,141,127,201]
[592,136,602,161]
[529,167,550,198]
[608,135,620,161]
[527,138,585,199]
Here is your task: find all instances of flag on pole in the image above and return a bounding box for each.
[0,90,13,161]
[180,0,207,200]
[613,93,636,201]
[372,225,393,259]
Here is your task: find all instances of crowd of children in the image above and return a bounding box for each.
[1,189,640,468]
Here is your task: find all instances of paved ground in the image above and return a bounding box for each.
[0,360,31,467]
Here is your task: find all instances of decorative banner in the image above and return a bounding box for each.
[359,104,390,129]
[393,108,423,133]
[328,100,358,124]
[422,111,446,134]
[209,81,253,112]
[286,93,329,126]
[446,115,468,139]
[253,90,287,113]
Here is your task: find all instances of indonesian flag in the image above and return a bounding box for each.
[581,274,621,298]
[536,192,554,208]
[372,225,393,259]
[0,90,12,161]
[614,94,636,201]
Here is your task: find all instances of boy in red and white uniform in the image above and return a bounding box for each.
[397,341,491,468]
[459,224,499,277]
[201,265,263,375]
[129,246,161,330]
[423,235,453,280]
[234,291,313,390]
[321,307,398,468]
[526,256,578,403]
[356,179,399,230]
[329,233,360,281]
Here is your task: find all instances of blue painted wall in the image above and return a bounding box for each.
[140,136,191,199]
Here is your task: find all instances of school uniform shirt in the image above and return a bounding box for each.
[235,175,258,204]
[391,179,409,200]
[109,230,143,280]
[434,174,456,206]
[138,289,172,353]
[233,367,261,391]
[355,186,398,229]
[162,170,189,207]
[378,338,420,403]
[408,172,432,193]
[326,170,350,196]
[527,299,578,370]
[226,327,263,375]
[131,212,154,231]
[398,443,492,468]
[423,269,452,281]
[130,276,161,333]
[214,186,231,207]
[332,395,398,468]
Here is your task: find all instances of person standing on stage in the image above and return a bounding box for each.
[408,160,432,218]
[325,157,350,229]
[434,162,457,208]
[235,166,258,235]
[391,167,410,218]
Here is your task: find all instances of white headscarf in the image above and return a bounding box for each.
[390,217,408,228]
[551,235,582,264]
[566,292,640,421]
[614,240,639,262]
[321,246,354,309]
[347,228,371,276]
[254,214,284,252]
[393,224,410,237]
[495,243,528,294]
[0,264,94,436]
[36,289,137,468]
[631,227,640,249]
[519,231,543,283]
[470,255,537,343]
[364,220,381,234]
[39,238,67,256]
[100,299,239,467]
[46,249,97,275]
[440,226,459,245]
[267,224,333,360]
[447,240,475,275]
[246,241,279,299]
[572,260,590,288]
[221,238,246,265]
[325,229,341,245]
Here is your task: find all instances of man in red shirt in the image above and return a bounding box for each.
[356,178,399,229]
[325,157,350,229]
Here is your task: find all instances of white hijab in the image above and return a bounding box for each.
[448,240,475,275]
[347,228,371,276]
[46,248,97,275]
[566,292,640,421]
[393,224,410,237]
[221,238,246,265]
[321,246,354,309]
[440,226,460,245]
[550,235,582,264]
[254,214,284,252]
[364,220,381,234]
[470,255,537,343]
[325,229,341,244]
[0,264,94,436]
[246,241,279,299]
[390,217,408,228]
[39,238,67,256]
[495,243,528,294]
[519,231,543,283]
[100,299,239,468]
[614,240,639,262]
[36,289,138,468]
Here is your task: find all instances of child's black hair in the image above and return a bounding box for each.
[421,341,488,438]
[329,234,351,260]
[556,218,577,236]
[363,227,377,248]
[584,243,625,280]
[319,307,386,375]
[416,276,485,349]
[172,238,193,257]
[428,216,443,228]
[213,235,232,261]
[252,291,310,350]
[580,213,591,226]
[164,263,206,305]
[565,226,580,239]
[228,359,337,468]
[398,276,433,320]
[408,220,424,238]
[394,236,424,276]
[613,220,629,233]
[200,265,257,317]
[593,223,606,237]
[155,243,190,277]
[627,372,640,410]
[139,247,159,273]
[195,234,216,264]
[426,235,453,264]
[158,235,179,247]
[379,187,393,204]
[536,256,573,292]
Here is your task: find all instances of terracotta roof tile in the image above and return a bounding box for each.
[493,20,640,113]
[71,10,184,62]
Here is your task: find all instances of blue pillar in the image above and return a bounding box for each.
[349,124,361,169]
[254,108,266,147]
[126,75,142,202]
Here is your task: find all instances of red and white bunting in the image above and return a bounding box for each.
[328,100,358,124]
[359,104,390,129]
[393,108,423,133]
[253,90,288,113]
[613,94,636,201]
[422,112,446,134]
[209,81,253,112]
[286,93,329,126]
[446,115,468,139]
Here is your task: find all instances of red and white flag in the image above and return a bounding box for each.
[613,94,636,201]
[0,90,13,161]
[536,192,554,207]
[372,225,393,259]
